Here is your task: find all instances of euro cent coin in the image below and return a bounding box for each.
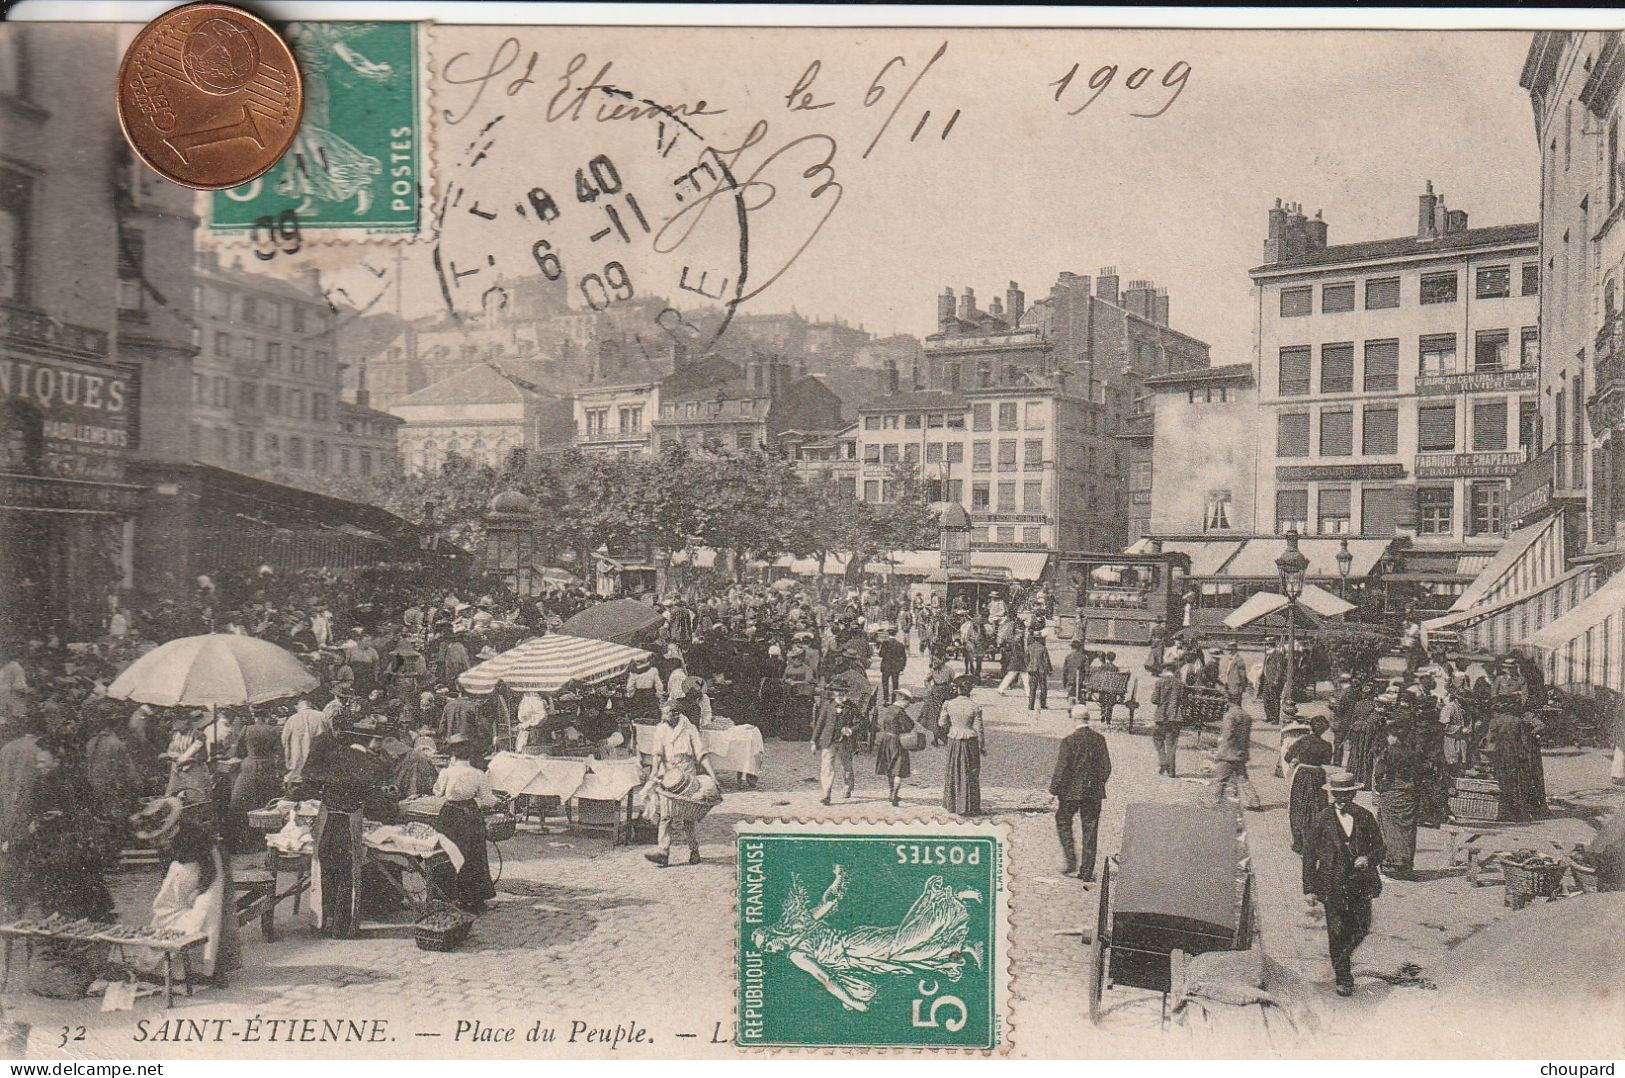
[116,2,304,191]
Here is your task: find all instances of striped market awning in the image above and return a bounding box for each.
[458,633,651,696]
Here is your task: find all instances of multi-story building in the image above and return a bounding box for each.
[922,273,1210,402]
[1119,364,1261,541]
[652,355,844,453]
[574,380,660,457]
[393,359,575,473]
[854,376,1123,563]
[333,398,406,481]
[189,250,401,487]
[1250,187,1540,610]
[1520,33,1625,557]
[0,24,190,634]
[779,422,858,496]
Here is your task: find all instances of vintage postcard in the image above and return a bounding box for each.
[0,7,1621,1064]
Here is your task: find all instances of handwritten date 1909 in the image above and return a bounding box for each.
[1049,60,1192,120]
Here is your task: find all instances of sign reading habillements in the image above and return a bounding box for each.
[0,354,134,481]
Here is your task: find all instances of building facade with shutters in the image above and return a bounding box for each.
[1519,32,1625,559]
[1250,188,1539,605]
[854,380,1120,564]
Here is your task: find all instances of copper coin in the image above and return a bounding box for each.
[116,2,304,191]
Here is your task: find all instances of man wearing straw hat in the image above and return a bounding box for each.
[1301,768,1385,996]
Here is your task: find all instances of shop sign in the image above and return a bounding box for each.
[1415,370,1537,396]
[1414,451,1526,479]
[1508,484,1552,523]
[1275,463,1407,481]
[0,471,144,513]
[0,353,134,481]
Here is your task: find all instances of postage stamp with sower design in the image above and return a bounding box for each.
[736,820,1008,1051]
[209,22,422,238]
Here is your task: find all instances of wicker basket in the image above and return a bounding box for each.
[414,921,471,952]
[1448,791,1502,822]
[485,817,516,842]
[660,792,719,824]
[1503,857,1566,907]
[247,806,287,832]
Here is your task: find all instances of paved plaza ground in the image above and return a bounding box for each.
[1,644,1616,1059]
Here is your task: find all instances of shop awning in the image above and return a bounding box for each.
[1518,569,1625,692]
[969,551,1050,580]
[1449,515,1568,613]
[1125,538,1244,577]
[459,633,651,695]
[668,547,719,568]
[865,550,941,576]
[1219,537,1390,580]
[1222,585,1355,629]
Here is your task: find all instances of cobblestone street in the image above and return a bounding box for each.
[2,647,1615,1060]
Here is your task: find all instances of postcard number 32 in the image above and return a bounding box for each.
[911,979,968,1032]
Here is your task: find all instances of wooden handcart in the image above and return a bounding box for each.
[1086,802,1253,1025]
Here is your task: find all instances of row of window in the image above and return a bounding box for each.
[863,400,1051,434]
[581,405,645,436]
[859,438,1050,469]
[1273,482,1504,538]
[197,285,330,334]
[1278,263,1538,318]
[205,332,332,380]
[1276,398,1534,457]
[661,398,760,420]
[192,374,332,421]
[189,427,375,475]
[1276,329,1535,396]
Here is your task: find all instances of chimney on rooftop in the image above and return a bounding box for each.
[1096,267,1119,306]
[1124,280,1155,319]
[938,287,956,330]
[884,357,900,394]
[1006,281,1025,324]
[1304,209,1328,252]
[1153,288,1170,327]
[958,287,978,323]
[1418,180,1439,240]
[989,296,1005,321]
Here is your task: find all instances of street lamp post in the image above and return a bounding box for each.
[1336,536,1353,601]
[1276,529,1309,723]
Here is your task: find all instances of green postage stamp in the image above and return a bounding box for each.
[736,820,1009,1052]
[209,22,421,236]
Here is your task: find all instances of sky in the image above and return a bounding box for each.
[286,27,1543,367]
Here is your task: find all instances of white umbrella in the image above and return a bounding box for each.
[106,634,318,707]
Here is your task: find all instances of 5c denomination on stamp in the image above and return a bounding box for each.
[737,820,1008,1052]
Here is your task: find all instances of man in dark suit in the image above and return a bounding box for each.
[1149,663,1184,777]
[1301,768,1385,996]
[1050,704,1112,881]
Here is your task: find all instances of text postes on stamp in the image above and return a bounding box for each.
[736,820,1007,1051]
[209,22,421,236]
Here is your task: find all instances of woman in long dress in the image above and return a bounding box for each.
[751,865,984,1012]
[941,680,984,816]
[228,715,283,852]
[1284,719,1333,854]
[874,691,914,807]
[129,809,229,982]
[1372,730,1420,878]
[432,737,498,913]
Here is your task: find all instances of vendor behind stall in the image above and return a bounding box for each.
[128,797,236,984]
[432,735,498,913]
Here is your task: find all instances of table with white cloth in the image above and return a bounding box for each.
[633,722,764,784]
[484,751,646,843]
